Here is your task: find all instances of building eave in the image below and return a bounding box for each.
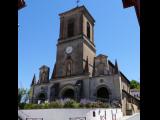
[108,60,130,84]
[59,5,95,23]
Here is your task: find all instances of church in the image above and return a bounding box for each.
[29,5,140,115]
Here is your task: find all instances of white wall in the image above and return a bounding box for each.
[19,108,123,120]
[130,91,140,98]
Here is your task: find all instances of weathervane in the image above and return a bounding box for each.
[76,0,80,7]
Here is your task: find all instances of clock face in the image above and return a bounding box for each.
[66,46,73,54]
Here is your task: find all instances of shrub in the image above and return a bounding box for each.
[21,99,109,109]
[80,99,92,108]
[41,103,49,109]
[85,102,92,108]
[91,102,99,108]
[19,103,26,109]
[24,103,33,109]
[49,100,63,108]
[79,103,85,108]
[63,99,80,108]
[31,104,42,109]
[98,102,109,108]
[72,102,80,108]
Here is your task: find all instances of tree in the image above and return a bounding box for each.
[18,88,30,104]
[130,80,140,89]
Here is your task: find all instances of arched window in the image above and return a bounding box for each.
[87,22,90,40]
[66,61,72,76]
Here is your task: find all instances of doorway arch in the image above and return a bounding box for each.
[62,89,74,99]
[96,87,109,101]
[37,92,46,103]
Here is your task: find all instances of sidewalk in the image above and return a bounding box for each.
[122,113,140,120]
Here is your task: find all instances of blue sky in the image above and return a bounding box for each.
[18,0,140,89]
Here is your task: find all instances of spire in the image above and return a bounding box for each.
[114,59,119,74]
[31,74,36,86]
[92,57,96,76]
[84,56,89,74]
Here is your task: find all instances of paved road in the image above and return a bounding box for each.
[126,113,140,120]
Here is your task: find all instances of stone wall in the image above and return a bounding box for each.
[56,38,84,77]
[89,74,121,102]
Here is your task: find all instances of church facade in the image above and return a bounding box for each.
[29,6,139,115]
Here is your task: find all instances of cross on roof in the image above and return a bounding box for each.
[76,0,80,7]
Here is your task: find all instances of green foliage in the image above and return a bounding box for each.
[24,103,34,109]
[85,102,92,108]
[63,99,79,108]
[49,100,63,108]
[18,88,27,104]
[19,103,26,109]
[20,99,109,109]
[41,103,49,109]
[23,104,42,109]
[130,80,140,89]
[18,88,30,105]
[84,101,109,108]
[72,102,80,108]
[79,103,85,108]
[96,101,109,108]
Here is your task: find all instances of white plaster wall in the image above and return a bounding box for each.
[19,108,123,120]
[130,91,140,97]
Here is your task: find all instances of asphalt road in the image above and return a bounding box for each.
[126,113,140,120]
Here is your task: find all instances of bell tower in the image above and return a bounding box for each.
[52,6,96,79]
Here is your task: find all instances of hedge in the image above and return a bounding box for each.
[19,99,109,109]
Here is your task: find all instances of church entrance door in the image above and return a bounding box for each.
[38,93,46,103]
[62,89,74,99]
[97,87,109,102]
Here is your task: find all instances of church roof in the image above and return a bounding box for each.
[122,89,140,101]
[96,54,108,58]
[31,74,36,86]
[108,60,130,84]
[59,5,95,23]
[39,65,49,69]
